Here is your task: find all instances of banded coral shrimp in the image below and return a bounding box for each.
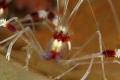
[0,0,119,80]
[0,0,61,50]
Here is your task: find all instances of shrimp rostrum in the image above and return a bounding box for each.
[0,0,120,80]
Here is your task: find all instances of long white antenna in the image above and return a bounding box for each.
[57,0,60,23]
[87,0,107,80]
[108,0,120,35]
[67,0,83,29]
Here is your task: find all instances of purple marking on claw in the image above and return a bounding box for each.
[6,23,17,33]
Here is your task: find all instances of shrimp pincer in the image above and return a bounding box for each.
[0,17,44,62]
[0,0,120,80]
[0,19,16,32]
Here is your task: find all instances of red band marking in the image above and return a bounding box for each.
[102,49,115,57]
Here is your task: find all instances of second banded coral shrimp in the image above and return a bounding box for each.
[23,10,58,27]
[11,7,59,35]
[0,0,120,80]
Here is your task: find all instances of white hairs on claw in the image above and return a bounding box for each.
[115,49,120,58]
[0,18,7,27]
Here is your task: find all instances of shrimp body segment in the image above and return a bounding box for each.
[53,26,71,50]
[41,26,71,61]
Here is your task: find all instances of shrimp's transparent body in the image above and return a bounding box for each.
[0,0,120,80]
